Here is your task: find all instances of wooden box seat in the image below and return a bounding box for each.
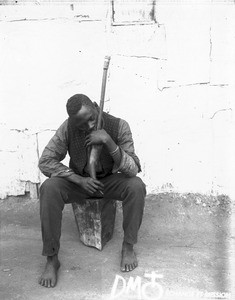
[72,198,116,250]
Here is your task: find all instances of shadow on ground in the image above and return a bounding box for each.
[0,193,232,300]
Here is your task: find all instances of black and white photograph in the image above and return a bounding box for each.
[0,1,234,299]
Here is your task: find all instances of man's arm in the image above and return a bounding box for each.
[111,119,139,177]
[38,120,104,194]
[38,120,74,178]
[85,119,140,177]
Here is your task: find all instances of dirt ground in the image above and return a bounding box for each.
[0,193,233,300]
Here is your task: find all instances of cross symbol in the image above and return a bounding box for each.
[144,271,164,283]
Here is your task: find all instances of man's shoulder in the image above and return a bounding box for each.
[118,118,131,132]
[55,119,69,140]
[108,115,131,136]
[118,118,128,126]
[104,112,128,127]
[57,119,68,130]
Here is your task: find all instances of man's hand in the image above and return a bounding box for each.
[85,129,110,147]
[79,177,104,195]
[66,174,104,195]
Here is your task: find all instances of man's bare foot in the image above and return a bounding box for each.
[121,241,138,272]
[38,255,60,288]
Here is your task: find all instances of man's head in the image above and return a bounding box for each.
[66,94,98,132]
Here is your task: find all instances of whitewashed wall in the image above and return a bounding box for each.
[0,1,234,199]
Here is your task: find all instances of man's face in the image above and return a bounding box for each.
[71,105,98,132]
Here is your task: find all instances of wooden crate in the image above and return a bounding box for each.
[72,198,116,250]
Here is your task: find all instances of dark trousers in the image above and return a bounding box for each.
[39,173,146,256]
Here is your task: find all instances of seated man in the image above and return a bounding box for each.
[38,94,146,288]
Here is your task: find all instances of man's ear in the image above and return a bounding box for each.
[93,101,99,108]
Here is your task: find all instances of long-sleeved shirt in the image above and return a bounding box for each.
[38,118,139,178]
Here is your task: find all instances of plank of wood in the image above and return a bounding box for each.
[72,198,116,250]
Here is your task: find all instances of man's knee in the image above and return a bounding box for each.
[39,178,68,212]
[39,177,67,197]
[125,176,146,197]
[40,178,57,193]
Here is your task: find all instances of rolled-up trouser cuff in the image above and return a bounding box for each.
[123,237,137,245]
[42,239,60,257]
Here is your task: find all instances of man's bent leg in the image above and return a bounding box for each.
[101,174,146,272]
[39,177,86,287]
[121,176,146,245]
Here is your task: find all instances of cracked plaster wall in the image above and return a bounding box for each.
[0,2,234,199]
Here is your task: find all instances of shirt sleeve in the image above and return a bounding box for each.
[112,119,139,177]
[38,120,75,178]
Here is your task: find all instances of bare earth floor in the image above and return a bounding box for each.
[0,193,233,300]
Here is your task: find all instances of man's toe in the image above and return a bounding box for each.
[48,280,52,288]
[51,278,56,288]
[120,261,125,272]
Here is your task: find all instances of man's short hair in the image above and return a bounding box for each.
[66,94,94,117]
